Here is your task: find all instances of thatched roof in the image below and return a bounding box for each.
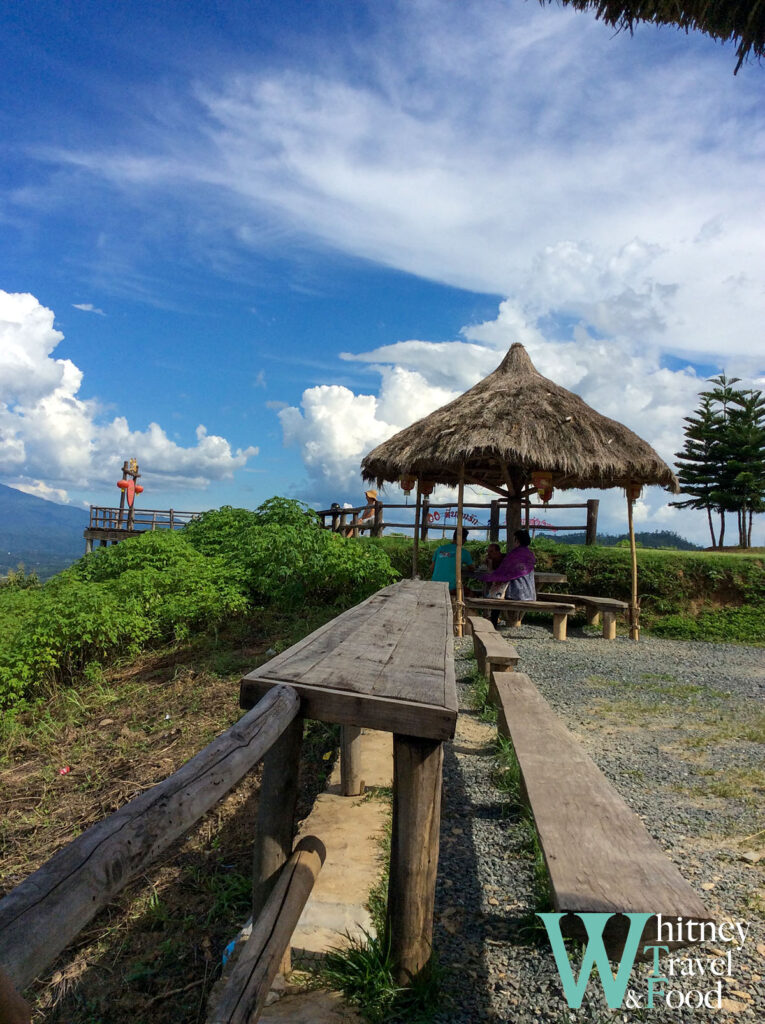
[361,343,679,493]
[542,1,764,73]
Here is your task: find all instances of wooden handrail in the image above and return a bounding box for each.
[0,685,300,988]
[207,836,326,1024]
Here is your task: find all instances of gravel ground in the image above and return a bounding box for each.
[430,623,764,1024]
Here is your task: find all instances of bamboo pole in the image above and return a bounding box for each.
[412,479,422,579]
[455,465,465,638]
[627,492,640,642]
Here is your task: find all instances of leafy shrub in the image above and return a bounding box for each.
[186,500,398,610]
[0,497,398,708]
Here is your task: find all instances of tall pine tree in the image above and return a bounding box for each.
[673,375,765,549]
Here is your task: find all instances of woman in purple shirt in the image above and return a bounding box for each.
[483,529,536,625]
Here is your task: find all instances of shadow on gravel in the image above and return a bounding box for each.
[433,739,494,1023]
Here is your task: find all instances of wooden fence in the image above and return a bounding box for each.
[0,686,326,1024]
[319,498,600,544]
[84,507,201,552]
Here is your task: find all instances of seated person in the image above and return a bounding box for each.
[481,529,536,624]
[431,528,472,593]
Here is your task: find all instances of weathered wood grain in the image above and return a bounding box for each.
[473,631,520,678]
[208,836,326,1024]
[240,580,457,739]
[0,686,300,988]
[252,716,303,920]
[340,725,364,796]
[387,734,444,984]
[493,671,711,957]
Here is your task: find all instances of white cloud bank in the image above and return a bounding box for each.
[0,290,257,502]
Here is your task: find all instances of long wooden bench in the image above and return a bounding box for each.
[491,670,711,958]
[536,592,629,639]
[466,615,519,679]
[465,598,575,641]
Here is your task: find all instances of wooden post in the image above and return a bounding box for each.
[387,734,443,985]
[339,511,347,534]
[420,499,430,541]
[552,614,567,642]
[252,716,303,919]
[412,481,422,579]
[586,499,599,545]
[372,500,383,538]
[117,460,128,527]
[603,611,617,640]
[85,537,93,554]
[331,507,340,532]
[455,465,465,638]
[340,726,364,796]
[508,469,523,542]
[627,492,640,642]
[209,837,326,1024]
[489,501,499,543]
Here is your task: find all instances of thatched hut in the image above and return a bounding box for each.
[541,1,765,73]
[361,343,679,639]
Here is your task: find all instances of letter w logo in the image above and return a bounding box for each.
[537,912,651,1009]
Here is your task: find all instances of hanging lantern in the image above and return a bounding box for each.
[531,470,554,503]
[420,479,435,497]
[400,474,416,495]
[626,481,643,501]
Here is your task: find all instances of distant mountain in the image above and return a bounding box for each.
[0,483,88,579]
[539,529,702,551]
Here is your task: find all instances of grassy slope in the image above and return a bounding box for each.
[0,614,339,1024]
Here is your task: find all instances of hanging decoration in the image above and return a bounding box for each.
[626,481,643,501]
[399,474,416,495]
[531,470,554,503]
[419,479,435,497]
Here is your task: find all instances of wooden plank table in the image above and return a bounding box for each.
[240,579,457,983]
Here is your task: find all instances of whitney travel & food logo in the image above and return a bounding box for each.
[538,912,752,1011]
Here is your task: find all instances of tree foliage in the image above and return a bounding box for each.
[672,376,765,548]
[0,497,397,708]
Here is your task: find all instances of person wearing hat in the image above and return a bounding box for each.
[360,489,377,521]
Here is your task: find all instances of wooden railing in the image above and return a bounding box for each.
[319,498,600,544]
[0,686,325,1023]
[88,506,200,531]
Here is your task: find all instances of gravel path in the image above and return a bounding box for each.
[430,625,764,1024]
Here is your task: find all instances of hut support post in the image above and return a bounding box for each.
[455,465,465,638]
[420,498,430,541]
[586,499,599,545]
[412,480,422,579]
[627,493,640,642]
[506,468,523,545]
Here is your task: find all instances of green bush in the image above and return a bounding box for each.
[185,500,398,610]
[0,497,399,708]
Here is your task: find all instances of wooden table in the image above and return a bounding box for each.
[240,579,457,983]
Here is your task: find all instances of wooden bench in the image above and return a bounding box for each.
[491,670,711,958]
[467,615,519,680]
[465,598,575,641]
[536,593,629,639]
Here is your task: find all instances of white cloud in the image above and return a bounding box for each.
[0,290,258,499]
[8,479,72,504]
[72,303,106,316]
[44,2,765,364]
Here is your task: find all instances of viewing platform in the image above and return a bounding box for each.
[83,505,199,552]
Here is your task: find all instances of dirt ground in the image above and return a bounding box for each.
[0,628,339,1024]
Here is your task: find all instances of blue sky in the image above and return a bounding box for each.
[1,0,763,544]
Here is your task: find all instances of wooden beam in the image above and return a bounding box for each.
[455,465,465,638]
[627,492,640,641]
[0,686,301,989]
[340,725,364,796]
[387,735,443,984]
[412,480,422,579]
[252,716,304,920]
[208,836,326,1024]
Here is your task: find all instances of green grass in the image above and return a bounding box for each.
[492,735,552,917]
[466,664,497,724]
